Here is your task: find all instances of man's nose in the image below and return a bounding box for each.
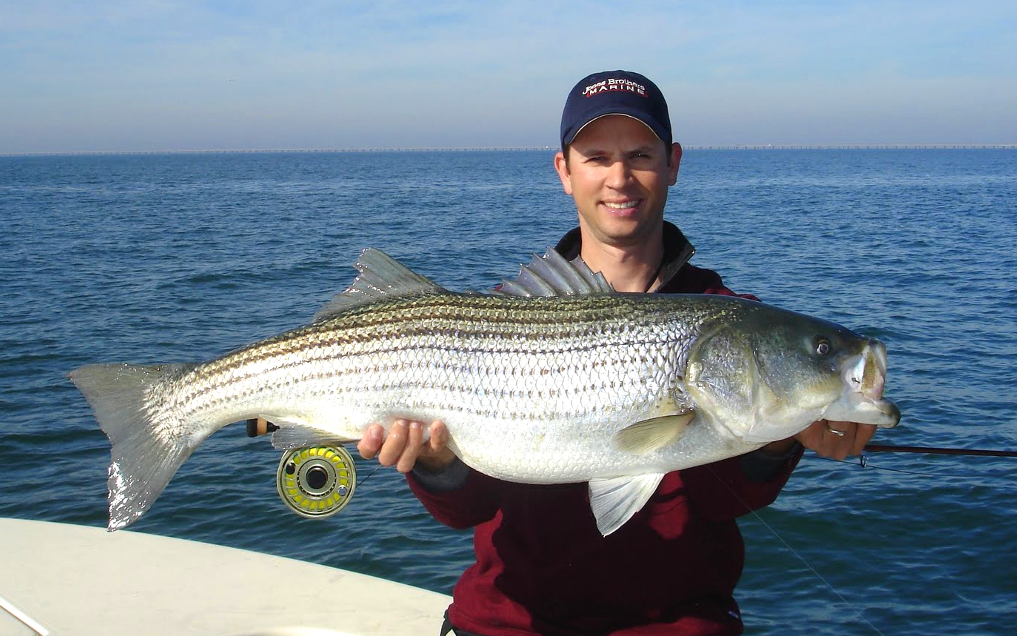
[605,159,632,188]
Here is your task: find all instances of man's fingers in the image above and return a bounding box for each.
[357,419,453,473]
[822,421,878,460]
[357,423,385,460]
[396,420,425,473]
[821,421,847,460]
[795,420,825,451]
[377,419,409,466]
[851,423,877,456]
[798,420,876,460]
[427,421,448,454]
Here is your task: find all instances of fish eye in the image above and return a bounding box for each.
[814,338,832,356]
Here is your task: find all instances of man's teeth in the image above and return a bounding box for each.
[605,201,638,209]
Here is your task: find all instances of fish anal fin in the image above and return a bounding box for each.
[613,411,694,455]
[589,473,666,536]
[267,418,353,450]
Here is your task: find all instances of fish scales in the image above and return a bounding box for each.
[149,292,690,481]
[69,247,900,533]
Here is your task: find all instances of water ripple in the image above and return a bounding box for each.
[2,149,1015,634]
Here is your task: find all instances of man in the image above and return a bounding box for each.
[358,70,876,635]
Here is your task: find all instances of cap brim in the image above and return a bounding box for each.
[563,109,668,147]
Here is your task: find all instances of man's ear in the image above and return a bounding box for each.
[554,150,573,195]
[668,143,683,185]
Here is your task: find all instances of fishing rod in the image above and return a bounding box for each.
[863,444,1017,458]
[248,420,1017,458]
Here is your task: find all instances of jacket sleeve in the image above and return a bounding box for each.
[681,444,804,521]
[702,285,760,302]
[406,460,502,530]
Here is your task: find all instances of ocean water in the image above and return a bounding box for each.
[1,149,1015,635]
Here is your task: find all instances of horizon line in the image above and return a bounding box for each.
[3,143,1016,157]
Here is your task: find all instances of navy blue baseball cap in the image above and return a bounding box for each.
[560,70,672,151]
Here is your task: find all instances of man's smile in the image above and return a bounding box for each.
[603,199,641,214]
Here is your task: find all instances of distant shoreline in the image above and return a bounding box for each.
[3,144,1015,157]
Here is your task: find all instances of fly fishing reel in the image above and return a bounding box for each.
[246,418,358,519]
[276,445,357,518]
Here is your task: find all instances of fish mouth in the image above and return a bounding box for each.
[853,338,887,401]
[821,338,901,427]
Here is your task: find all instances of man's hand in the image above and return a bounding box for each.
[357,419,457,473]
[795,420,876,460]
[761,420,876,460]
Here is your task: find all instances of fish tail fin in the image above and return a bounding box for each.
[69,362,205,531]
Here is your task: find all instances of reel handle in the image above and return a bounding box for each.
[246,418,279,437]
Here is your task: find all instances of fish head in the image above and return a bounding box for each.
[685,303,901,444]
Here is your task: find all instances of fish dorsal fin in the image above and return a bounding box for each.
[589,472,666,536]
[494,248,614,297]
[313,248,444,322]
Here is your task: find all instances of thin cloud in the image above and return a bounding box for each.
[1,0,1014,152]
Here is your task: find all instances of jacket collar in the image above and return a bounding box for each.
[553,220,696,291]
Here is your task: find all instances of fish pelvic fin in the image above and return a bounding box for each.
[493,248,614,297]
[68,363,206,531]
[313,248,445,322]
[589,473,666,536]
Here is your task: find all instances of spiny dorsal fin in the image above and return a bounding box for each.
[313,248,444,322]
[493,248,614,297]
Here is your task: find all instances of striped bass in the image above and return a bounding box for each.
[69,249,900,534]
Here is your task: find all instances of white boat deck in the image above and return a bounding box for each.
[0,518,450,636]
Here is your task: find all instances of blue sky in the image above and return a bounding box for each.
[1,1,1015,152]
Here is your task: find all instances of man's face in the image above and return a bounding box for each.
[555,115,681,249]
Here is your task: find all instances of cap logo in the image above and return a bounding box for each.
[582,78,648,98]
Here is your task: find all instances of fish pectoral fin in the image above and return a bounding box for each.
[612,411,695,455]
[268,420,353,450]
[589,473,666,536]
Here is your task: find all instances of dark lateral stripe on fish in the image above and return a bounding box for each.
[165,331,663,422]
[169,336,657,419]
[165,298,665,407]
